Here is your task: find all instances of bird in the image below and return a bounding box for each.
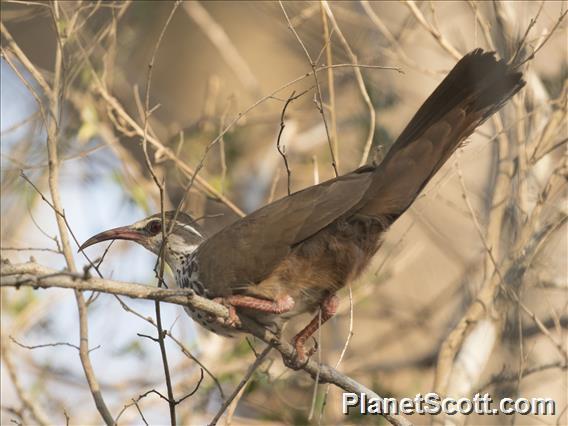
[80,49,524,367]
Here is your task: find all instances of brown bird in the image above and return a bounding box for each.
[80,49,524,366]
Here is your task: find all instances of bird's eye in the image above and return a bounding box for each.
[146,220,162,235]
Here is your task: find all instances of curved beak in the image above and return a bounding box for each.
[79,226,145,252]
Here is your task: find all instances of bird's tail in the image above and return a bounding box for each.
[359,49,525,220]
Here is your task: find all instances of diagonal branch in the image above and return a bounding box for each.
[1,260,412,426]
[183,1,261,97]
[404,0,462,60]
[1,341,52,426]
[207,345,272,426]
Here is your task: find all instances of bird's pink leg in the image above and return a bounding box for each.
[286,293,339,369]
[212,294,295,327]
[225,294,295,313]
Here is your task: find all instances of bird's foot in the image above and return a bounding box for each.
[281,293,337,369]
[211,293,297,330]
[282,336,318,370]
[211,297,242,328]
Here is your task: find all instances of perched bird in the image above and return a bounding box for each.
[80,49,524,366]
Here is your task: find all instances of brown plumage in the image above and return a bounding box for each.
[81,49,524,365]
[196,50,523,296]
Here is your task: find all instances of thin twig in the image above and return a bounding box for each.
[276,90,308,195]
[267,166,281,204]
[131,399,149,426]
[509,1,545,65]
[70,25,246,217]
[94,62,398,217]
[39,4,114,423]
[118,296,225,398]
[115,389,162,425]
[456,158,568,362]
[207,345,272,426]
[139,4,182,424]
[516,8,568,68]
[0,111,41,135]
[321,1,377,167]
[280,1,338,176]
[320,1,339,168]
[219,98,232,194]
[183,1,260,96]
[319,285,354,423]
[2,261,412,426]
[466,0,497,51]
[9,336,100,353]
[477,361,567,392]
[223,384,246,426]
[175,369,205,405]
[1,343,51,425]
[404,0,462,60]
[312,155,319,184]
[1,247,62,254]
[0,45,49,128]
[360,0,440,76]
[153,301,176,425]
[0,23,53,99]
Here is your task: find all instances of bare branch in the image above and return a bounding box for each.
[1,260,412,426]
[1,247,62,254]
[207,345,272,426]
[477,361,567,392]
[276,90,308,195]
[404,0,462,60]
[1,261,230,319]
[0,22,53,99]
[321,1,377,167]
[319,2,339,168]
[9,336,100,353]
[28,3,114,423]
[516,7,568,67]
[280,0,339,176]
[1,342,51,425]
[456,158,568,363]
[183,1,261,96]
[139,3,181,423]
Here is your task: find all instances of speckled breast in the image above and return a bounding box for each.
[176,252,237,337]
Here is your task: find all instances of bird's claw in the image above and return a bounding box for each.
[282,337,318,370]
[210,297,242,328]
[283,353,309,370]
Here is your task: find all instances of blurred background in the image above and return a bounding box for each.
[1,1,566,425]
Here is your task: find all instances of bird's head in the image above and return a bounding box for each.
[79,211,205,270]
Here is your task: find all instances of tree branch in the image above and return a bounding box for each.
[1,260,412,426]
[39,4,114,424]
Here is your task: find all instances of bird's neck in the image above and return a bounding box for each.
[164,248,197,288]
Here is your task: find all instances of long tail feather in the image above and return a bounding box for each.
[359,49,525,219]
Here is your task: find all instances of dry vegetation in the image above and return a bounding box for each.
[1,1,566,425]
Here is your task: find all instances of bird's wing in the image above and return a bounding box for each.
[196,49,525,297]
[195,167,374,296]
